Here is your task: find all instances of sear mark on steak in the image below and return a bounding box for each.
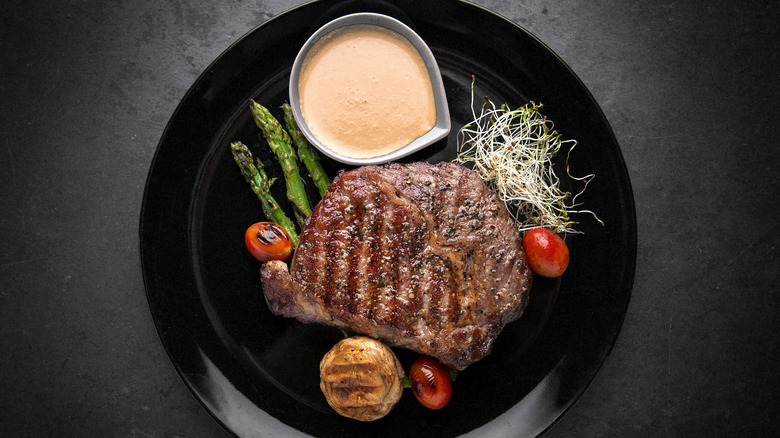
[261,162,532,370]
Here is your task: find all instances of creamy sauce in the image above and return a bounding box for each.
[298,24,437,159]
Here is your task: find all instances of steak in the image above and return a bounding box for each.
[260,162,532,370]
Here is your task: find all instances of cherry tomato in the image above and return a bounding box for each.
[244,222,292,262]
[522,227,570,278]
[409,356,452,409]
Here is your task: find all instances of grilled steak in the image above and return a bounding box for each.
[261,162,532,370]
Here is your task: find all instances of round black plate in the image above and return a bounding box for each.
[140,1,636,437]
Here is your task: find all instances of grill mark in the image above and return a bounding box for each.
[396,219,416,333]
[446,180,465,324]
[462,184,483,326]
[394,214,416,335]
[432,258,452,332]
[404,214,427,339]
[366,199,383,323]
[387,206,404,326]
[459,249,477,326]
[428,170,454,328]
[408,171,439,336]
[321,362,383,389]
[314,194,348,305]
[387,175,427,335]
[415,256,433,336]
[321,362,377,375]
[376,191,395,326]
[329,384,385,396]
[454,183,480,325]
[436,258,452,329]
[374,173,412,331]
[417,170,449,333]
[408,264,424,340]
[294,237,313,285]
[355,195,373,321]
[295,199,328,296]
[318,230,335,302]
[362,181,387,320]
[327,194,352,311]
[346,194,366,317]
[445,180,461,326]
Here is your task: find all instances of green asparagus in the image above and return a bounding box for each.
[230,141,299,247]
[281,103,331,197]
[249,100,312,227]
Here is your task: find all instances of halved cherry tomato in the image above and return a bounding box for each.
[409,356,452,409]
[522,227,569,278]
[244,222,292,262]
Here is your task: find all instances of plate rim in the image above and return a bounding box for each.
[139,1,637,436]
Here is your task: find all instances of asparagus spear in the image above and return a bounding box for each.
[249,100,312,227]
[230,141,299,247]
[281,103,331,197]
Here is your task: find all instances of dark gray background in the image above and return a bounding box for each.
[2,0,778,436]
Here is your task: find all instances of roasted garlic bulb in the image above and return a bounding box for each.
[319,336,405,421]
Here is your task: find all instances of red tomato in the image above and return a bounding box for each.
[409,356,452,409]
[522,227,570,278]
[244,222,292,262]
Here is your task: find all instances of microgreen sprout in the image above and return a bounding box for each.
[454,79,602,234]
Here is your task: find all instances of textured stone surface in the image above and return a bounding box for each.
[1,0,778,436]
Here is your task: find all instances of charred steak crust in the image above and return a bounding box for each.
[261,162,532,370]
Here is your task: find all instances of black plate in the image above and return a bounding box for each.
[140,1,636,436]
